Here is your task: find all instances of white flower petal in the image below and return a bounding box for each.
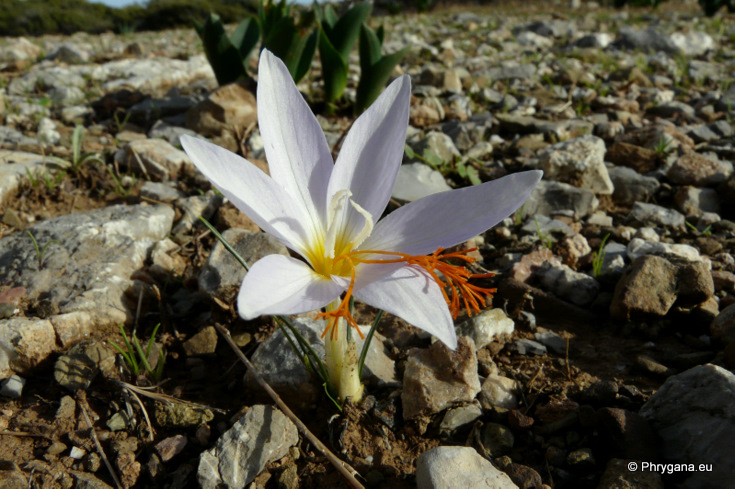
[257,50,333,234]
[180,135,310,251]
[362,170,543,255]
[354,265,457,349]
[326,75,411,244]
[238,255,345,319]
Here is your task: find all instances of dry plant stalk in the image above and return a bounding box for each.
[213,323,366,489]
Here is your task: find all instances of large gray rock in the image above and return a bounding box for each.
[627,202,685,229]
[536,262,600,306]
[416,446,519,489]
[246,318,396,409]
[667,152,732,187]
[197,405,298,489]
[608,165,660,205]
[456,308,514,350]
[669,31,715,57]
[402,337,481,420]
[610,255,713,321]
[610,255,678,321]
[521,180,599,219]
[537,135,614,195]
[199,229,289,304]
[640,365,735,489]
[612,26,679,54]
[0,204,174,377]
[115,138,194,181]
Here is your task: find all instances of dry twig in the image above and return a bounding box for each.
[214,323,366,489]
[77,392,123,489]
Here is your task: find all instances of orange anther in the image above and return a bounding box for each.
[317,247,496,338]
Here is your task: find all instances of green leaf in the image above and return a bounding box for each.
[404,144,415,159]
[195,13,248,86]
[456,160,467,178]
[355,45,407,114]
[467,166,482,186]
[318,29,348,106]
[293,28,318,83]
[327,2,371,60]
[323,3,338,28]
[376,25,385,45]
[423,149,444,168]
[359,22,382,69]
[230,17,260,70]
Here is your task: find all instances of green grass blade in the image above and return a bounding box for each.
[358,310,383,379]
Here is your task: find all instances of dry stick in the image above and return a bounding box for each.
[121,383,155,442]
[213,323,366,489]
[77,393,123,489]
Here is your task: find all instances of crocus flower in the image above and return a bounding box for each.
[182,50,541,401]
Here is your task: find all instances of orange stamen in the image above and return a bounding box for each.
[315,247,496,338]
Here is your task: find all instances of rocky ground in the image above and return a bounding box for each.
[1,2,735,488]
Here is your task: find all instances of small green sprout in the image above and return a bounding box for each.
[685,220,712,236]
[591,233,610,278]
[26,230,58,270]
[514,203,526,226]
[534,217,553,249]
[109,323,165,382]
[653,136,673,159]
[404,145,481,186]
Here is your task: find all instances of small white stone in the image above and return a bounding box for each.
[70,446,86,459]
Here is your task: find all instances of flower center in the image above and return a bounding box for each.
[306,190,374,278]
[317,247,496,340]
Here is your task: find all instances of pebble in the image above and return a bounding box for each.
[115,138,194,181]
[198,405,298,489]
[0,374,25,398]
[537,135,614,195]
[182,326,218,356]
[479,374,518,410]
[627,202,686,229]
[536,261,600,306]
[481,422,515,456]
[667,152,733,187]
[607,165,660,205]
[171,192,222,235]
[534,331,566,355]
[456,308,515,349]
[439,403,483,434]
[391,163,452,202]
[416,446,519,489]
[610,255,677,320]
[402,337,481,420]
[140,181,185,202]
[522,180,599,219]
[511,338,547,356]
[155,435,187,462]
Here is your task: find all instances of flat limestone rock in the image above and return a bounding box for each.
[0,204,174,377]
[416,446,519,489]
[640,364,735,489]
[402,337,481,420]
[197,405,298,489]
